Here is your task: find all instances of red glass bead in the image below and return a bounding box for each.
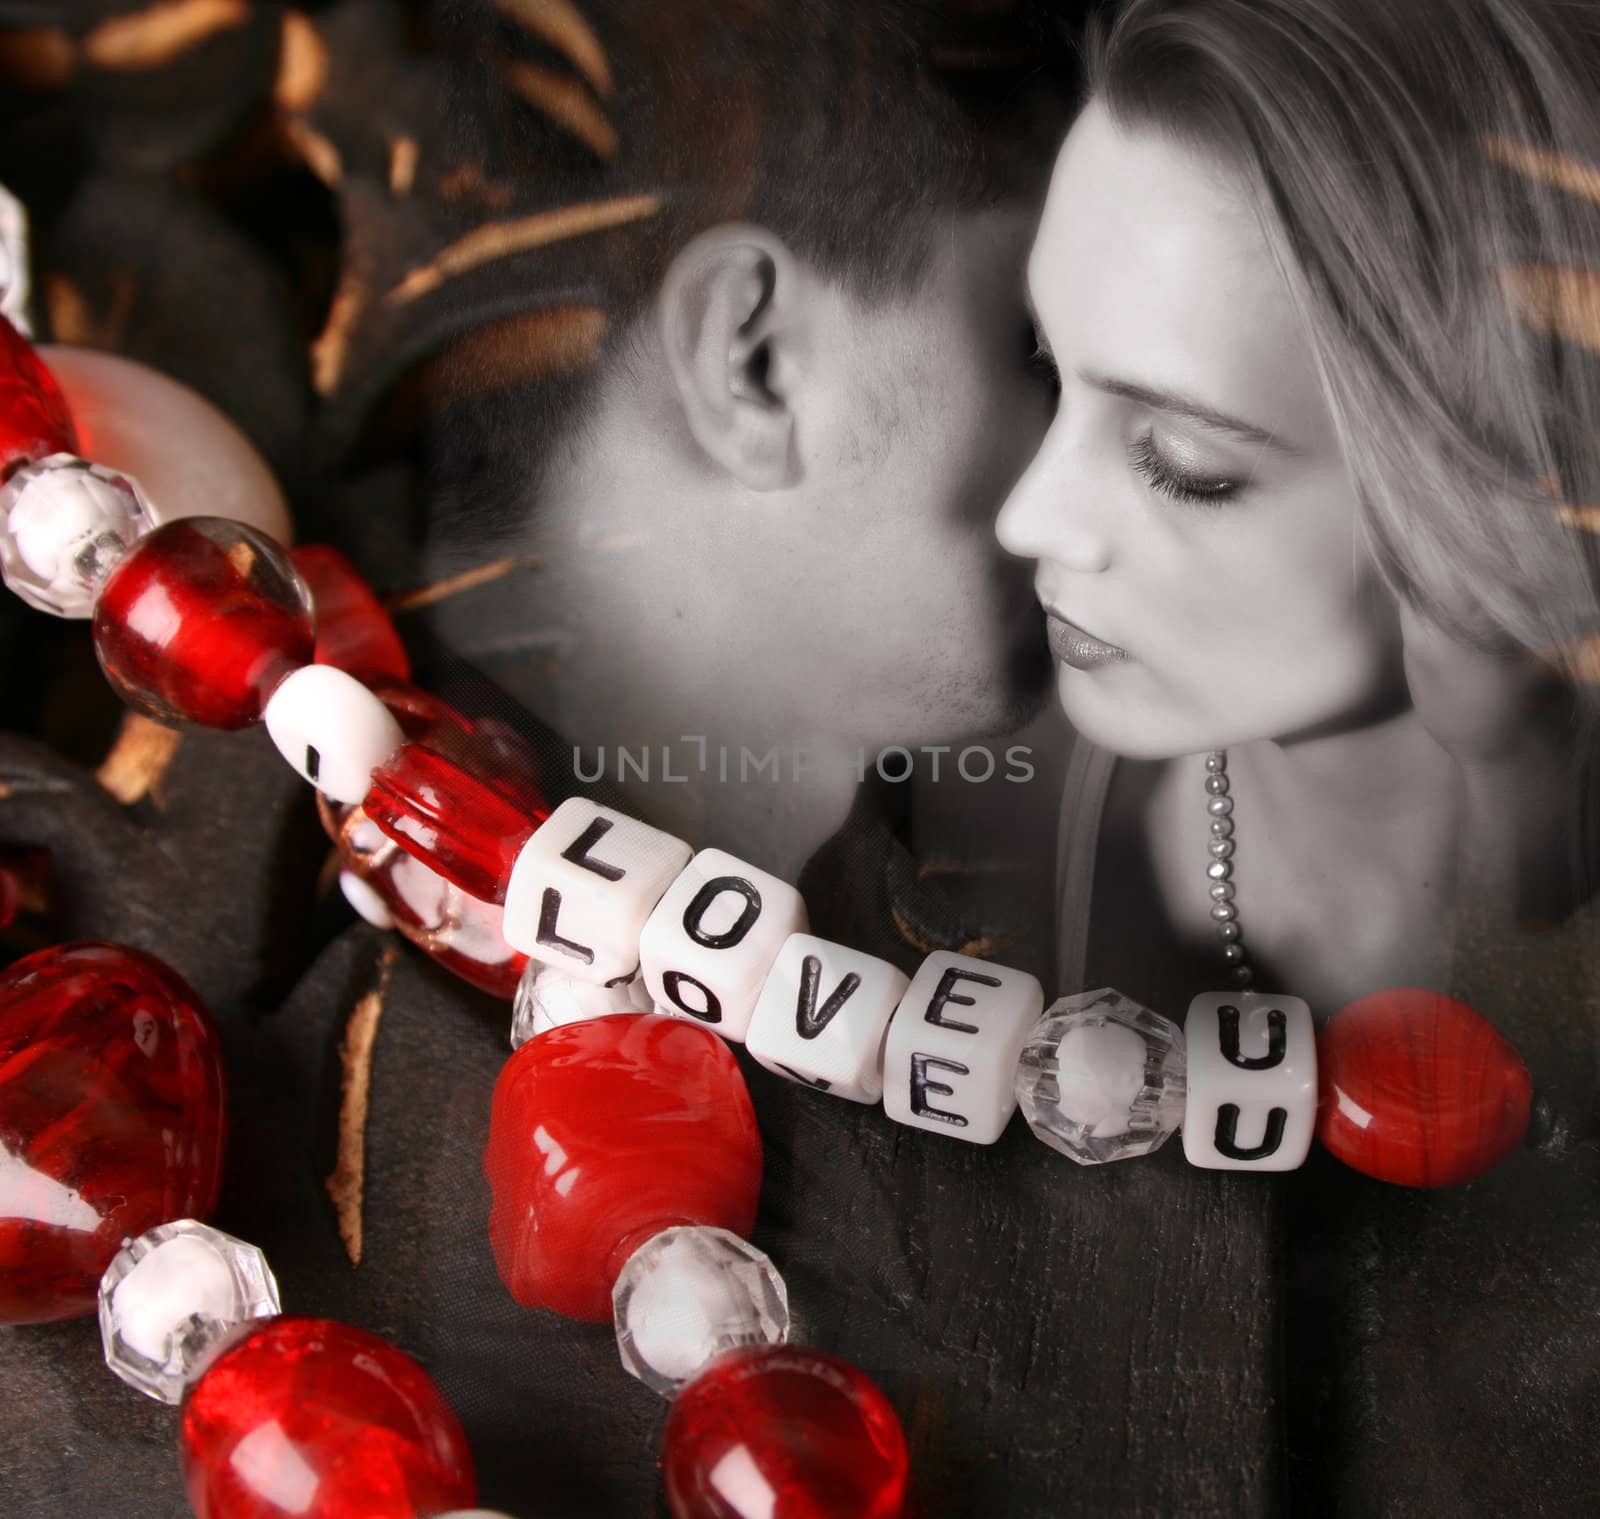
[322,798,529,997]
[364,677,551,821]
[459,714,552,822]
[485,1014,762,1321]
[0,942,227,1324]
[92,516,315,728]
[316,677,544,999]
[366,676,478,746]
[289,543,411,685]
[364,742,548,904]
[0,314,78,474]
[403,892,529,999]
[180,1316,477,1519]
[358,817,530,997]
[1316,988,1533,1188]
[663,1345,909,1519]
[315,682,546,995]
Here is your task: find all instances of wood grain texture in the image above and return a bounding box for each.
[384,195,660,305]
[501,58,619,160]
[326,946,400,1266]
[493,0,615,98]
[94,712,181,805]
[83,0,250,72]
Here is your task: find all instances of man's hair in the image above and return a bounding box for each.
[1088,0,1600,695]
[415,0,1081,553]
[647,2,1077,303]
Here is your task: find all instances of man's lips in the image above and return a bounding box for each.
[1044,612,1131,670]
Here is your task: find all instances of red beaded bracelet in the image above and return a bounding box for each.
[0,305,1538,1519]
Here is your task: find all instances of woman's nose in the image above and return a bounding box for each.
[995,428,1115,574]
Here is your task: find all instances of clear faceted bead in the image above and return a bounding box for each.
[1014,988,1187,1165]
[510,957,653,1048]
[612,1225,789,1397]
[98,1219,280,1404]
[1,454,153,617]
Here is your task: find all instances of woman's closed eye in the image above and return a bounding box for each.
[1127,428,1245,508]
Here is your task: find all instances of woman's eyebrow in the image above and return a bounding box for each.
[1080,369,1303,455]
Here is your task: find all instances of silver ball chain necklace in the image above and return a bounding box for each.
[1204,750,1254,987]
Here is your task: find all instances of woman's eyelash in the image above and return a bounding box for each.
[1026,334,1060,390]
[1127,432,1241,507]
[1024,324,1062,388]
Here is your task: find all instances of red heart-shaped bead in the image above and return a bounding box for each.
[484,1013,762,1322]
[1316,987,1532,1187]
[0,941,228,1323]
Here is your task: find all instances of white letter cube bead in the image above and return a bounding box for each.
[745,934,908,1102]
[263,664,404,803]
[882,951,1044,1144]
[638,848,808,1042]
[1182,990,1317,1171]
[502,797,693,985]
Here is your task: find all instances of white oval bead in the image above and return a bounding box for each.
[40,346,293,544]
[1055,1019,1151,1132]
[263,665,404,803]
[0,455,154,617]
[0,180,31,334]
[339,869,395,929]
[98,1219,281,1405]
[1013,989,1187,1165]
[612,1225,789,1396]
[114,1235,240,1363]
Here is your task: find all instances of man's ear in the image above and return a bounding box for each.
[657,223,813,491]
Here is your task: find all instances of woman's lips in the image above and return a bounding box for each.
[1045,613,1131,670]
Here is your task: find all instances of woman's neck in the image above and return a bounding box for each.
[1203,693,1591,1010]
[1233,705,1456,847]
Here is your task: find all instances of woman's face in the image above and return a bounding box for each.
[996,100,1406,760]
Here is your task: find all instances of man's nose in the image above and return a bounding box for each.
[995,426,1114,574]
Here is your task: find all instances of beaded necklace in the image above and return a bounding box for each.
[0,288,1541,1518]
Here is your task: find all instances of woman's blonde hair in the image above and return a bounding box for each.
[1089,0,1600,691]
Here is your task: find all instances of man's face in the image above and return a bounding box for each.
[757,208,1056,746]
[460,208,1055,764]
